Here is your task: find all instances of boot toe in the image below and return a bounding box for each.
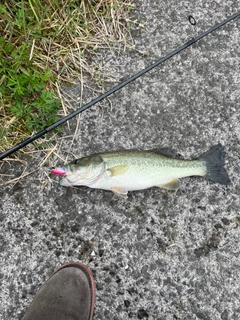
[23,262,95,320]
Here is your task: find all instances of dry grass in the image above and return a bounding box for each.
[0,0,134,156]
[0,0,135,186]
[30,0,134,81]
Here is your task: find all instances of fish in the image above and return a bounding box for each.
[50,144,230,197]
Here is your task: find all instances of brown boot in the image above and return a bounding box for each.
[23,262,95,320]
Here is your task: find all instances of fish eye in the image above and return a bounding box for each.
[72,159,81,165]
[70,157,91,167]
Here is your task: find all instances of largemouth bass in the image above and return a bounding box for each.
[50,144,230,196]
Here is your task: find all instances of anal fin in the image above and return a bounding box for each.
[157,178,181,190]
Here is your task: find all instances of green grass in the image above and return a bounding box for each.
[0,35,61,133]
[0,1,62,146]
[0,0,134,155]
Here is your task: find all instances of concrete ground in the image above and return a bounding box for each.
[1,0,240,319]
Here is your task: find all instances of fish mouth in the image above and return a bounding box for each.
[50,167,66,176]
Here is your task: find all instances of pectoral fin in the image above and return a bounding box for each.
[111,186,128,197]
[157,178,181,190]
[108,164,128,177]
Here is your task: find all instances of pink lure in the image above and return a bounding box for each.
[50,167,66,176]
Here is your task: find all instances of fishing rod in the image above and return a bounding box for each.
[1,10,240,161]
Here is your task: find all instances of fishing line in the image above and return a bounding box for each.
[1,10,240,160]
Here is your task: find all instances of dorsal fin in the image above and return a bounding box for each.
[150,147,176,158]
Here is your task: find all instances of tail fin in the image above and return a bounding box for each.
[198,144,230,185]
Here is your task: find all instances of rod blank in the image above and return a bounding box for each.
[1,10,240,160]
